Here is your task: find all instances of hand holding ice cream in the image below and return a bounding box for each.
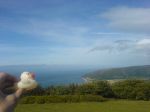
[17,72,38,90]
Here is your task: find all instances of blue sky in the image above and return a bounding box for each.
[0,0,150,67]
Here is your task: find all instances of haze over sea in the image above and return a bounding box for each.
[0,65,98,87]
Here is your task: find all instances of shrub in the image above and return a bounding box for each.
[36,96,46,104]
[111,80,150,100]
[20,95,107,104]
[20,96,36,104]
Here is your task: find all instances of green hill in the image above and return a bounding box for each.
[83,65,150,80]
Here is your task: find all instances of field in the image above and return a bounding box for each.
[15,100,150,112]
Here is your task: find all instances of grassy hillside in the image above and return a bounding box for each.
[15,100,150,112]
[84,65,150,80]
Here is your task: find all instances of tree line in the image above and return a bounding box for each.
[23,79,150,101]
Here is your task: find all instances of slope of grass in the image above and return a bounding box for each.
[15,100,150,112]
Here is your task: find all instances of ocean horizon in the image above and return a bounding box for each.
[0,65,97,87]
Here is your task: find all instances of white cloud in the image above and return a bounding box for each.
[101,7,150,33]
[134,39,150,55]
[89,39,134,53]
[89,38,150,56]
[137,39,150,46]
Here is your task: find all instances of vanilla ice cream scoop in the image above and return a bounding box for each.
[17,72,38,90]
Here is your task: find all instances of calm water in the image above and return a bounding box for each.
[0,65,95,87]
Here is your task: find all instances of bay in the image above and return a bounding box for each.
[0,65,95,87]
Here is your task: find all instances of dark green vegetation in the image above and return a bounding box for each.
[84,65,150,80]
[112,80,150,100]
[15,101,150,112]
[20,80,150,104]
[20,95,106,104]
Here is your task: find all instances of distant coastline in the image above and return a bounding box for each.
[82,77,95,83]
[82,76,150,85]
[82,76,127,84]
[83,65,150,84]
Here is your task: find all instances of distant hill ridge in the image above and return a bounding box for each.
[83,65,150,80]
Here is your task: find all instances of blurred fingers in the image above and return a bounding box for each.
[0,73,18,92]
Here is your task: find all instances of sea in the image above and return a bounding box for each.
[0,65,96,87]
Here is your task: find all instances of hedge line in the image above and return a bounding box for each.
[21,80,150,101]
[20,95,107,104]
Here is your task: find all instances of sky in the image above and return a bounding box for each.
[0,0,150,67]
